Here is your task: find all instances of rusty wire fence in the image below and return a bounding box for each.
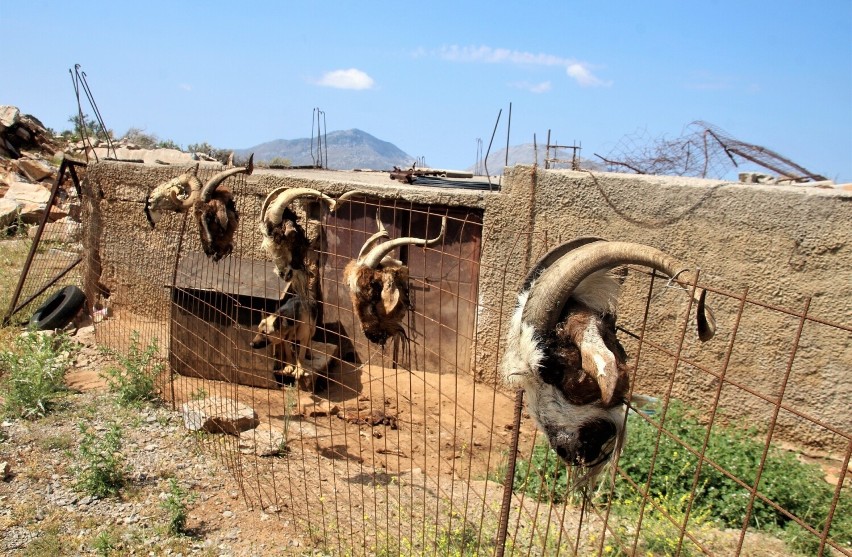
[9,162,850,556]
[2,158,86,329]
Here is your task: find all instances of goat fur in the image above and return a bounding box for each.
[250,296,318,388]
[193,189,238,261]
[343,260,412,346]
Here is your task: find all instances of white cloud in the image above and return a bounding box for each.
[316,68,375,90]
[437,45,610,87]
[508,80,552,94]
[178,83,192,92]
[566,63,609,87]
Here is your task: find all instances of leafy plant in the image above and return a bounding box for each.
[0,330,74,419]
[74,422,126,498]
[611,401,851,556]
[100,331,163,406]
[268,156,293,167]
[507,400,851,556]
[160,477,196,536]
[92,528,119,556]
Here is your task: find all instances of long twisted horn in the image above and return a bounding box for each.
[261,187,335,230]
[523,241,716,342]
[200,153,254,202]
[356,210,390,262]
[522,236,606,291]
[360,216,447,269]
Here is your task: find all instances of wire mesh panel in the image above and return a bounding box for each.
[83,164,850,557]
[3,159,86,329]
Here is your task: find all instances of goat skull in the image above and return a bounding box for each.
[144,163,201,227]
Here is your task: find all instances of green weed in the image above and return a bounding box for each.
[160,477,197,536]
[74,421,126,498]
[612,401,851,556]
[0,330,74,419]
[100,331,163,406]
[92,528,119,556]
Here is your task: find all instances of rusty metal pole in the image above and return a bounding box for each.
[495,388,524,557]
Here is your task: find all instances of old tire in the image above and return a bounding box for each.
[29,285,86,330]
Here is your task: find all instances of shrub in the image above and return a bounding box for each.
[100,331,163,406]
[508,400,851,555]
[161,477,196,536]
[612,401,851,555]
[0,330,74,419]
[74,422,126,497]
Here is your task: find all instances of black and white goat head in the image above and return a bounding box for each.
[144,163,201,227]
[260,187,359,293]
[192,154,253,261]
[343,215,446,346]
[501,237,715,486]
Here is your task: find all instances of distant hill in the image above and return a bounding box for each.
[234,129,415,170]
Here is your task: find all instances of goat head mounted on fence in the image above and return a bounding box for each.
[260,187,360,283]
[144,163,202,228]
[191,154,253,262]
[343,213,446,347]
[501,237,715,486]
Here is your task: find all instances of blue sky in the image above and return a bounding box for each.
[3,1,851,182]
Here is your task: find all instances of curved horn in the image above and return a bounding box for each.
[356,210,390,262]
[200,153,254,202]
[522,236,606,291]
[261,187,335,227]
[523,241,715,341]
[178,164,203,210]
[360,216,447,269]
[330,189,362,212]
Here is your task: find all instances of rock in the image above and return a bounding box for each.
[4,181,51,205]
[1,461,11,481]
[14,158,54,182]
[181,397,259,435]
[739,172,777,184]
[297,397,339,418]
[27,218,82,242]
[239,423,287,456]
[0,105,20,130]
[0,198,18,230]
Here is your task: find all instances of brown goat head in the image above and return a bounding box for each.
[260,187,361,294]
[192,154,253,261]
[501,238,715,486]
[343,215,446,346]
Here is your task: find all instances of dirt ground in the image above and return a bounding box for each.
[1,323,829,556]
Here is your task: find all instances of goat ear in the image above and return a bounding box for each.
[216,204,229,229]
[284,220,297,238]
[380,280,401,315]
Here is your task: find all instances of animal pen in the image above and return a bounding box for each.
[6,159,850,556]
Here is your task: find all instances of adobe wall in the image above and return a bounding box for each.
[82,161,851,450]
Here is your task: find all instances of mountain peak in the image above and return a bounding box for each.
[235,129,413,170]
